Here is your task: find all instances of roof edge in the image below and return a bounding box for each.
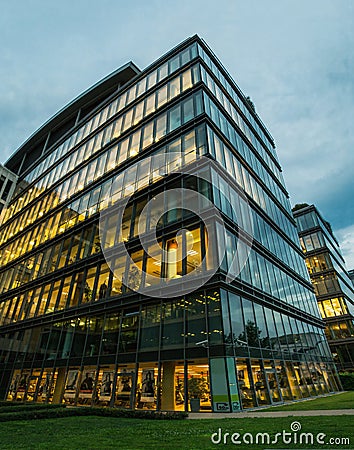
[5,61,141,173]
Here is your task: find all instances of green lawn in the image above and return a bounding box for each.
[0,415,352,449]
[260,391,354,411]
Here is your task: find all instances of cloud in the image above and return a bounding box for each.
[0,0,353,243]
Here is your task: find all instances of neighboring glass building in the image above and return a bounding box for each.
[0,164,17,224]
[293,204,354,371]
[0,36,340,412]
[348,269,354,288]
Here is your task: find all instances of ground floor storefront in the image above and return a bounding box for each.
[5,357,340,412]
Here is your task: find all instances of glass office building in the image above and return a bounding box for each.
[0,164,17,224]
[348,270,354,288]
[293,204,354,371]
[0,36,340,412]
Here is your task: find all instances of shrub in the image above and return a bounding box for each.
[0,403,65,414]
[339,372,354,390]
[0,405,188,422]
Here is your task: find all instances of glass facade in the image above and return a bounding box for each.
[294,205,354,371]
[0,36,339,411]
[0,165,17,223]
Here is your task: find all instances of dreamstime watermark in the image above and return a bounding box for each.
[99,154,254,298]
[211,421,351,446]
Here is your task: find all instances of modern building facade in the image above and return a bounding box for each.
[293,204,354,371]
[0,164,17,224]
[0,36,340,412]
[348,269,354,288]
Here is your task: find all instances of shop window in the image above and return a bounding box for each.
[63,369,80,404]
[76,368,96,406]
[237,360,256,408]
[37,369,57,404]
[250,360,270,405]
[115,366,135,409]
[187,362,211,411]
[96,368,114,405]
[263,360,282,403]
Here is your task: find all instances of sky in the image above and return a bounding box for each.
[0,0,353,268]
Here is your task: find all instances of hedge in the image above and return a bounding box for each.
[0,405,188,422]
[339,372,354,391]
[0,403,65,414]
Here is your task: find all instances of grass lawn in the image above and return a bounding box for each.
[260,391,354,411]
[0,415,353,449]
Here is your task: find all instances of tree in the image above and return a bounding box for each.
[245,96,256,112]
[292,203,309,212]
[238,320,270,348]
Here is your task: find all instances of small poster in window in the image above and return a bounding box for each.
[141,369,155,402]
[117,370,133,396]
[65,370,79,398]
[38,372,52,398]
[79,371,95,398]
[100,371,114,399]
[17,372,30,392]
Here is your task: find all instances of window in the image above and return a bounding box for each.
[169,105,181,132]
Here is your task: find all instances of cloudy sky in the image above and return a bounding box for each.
[1,0,353,267]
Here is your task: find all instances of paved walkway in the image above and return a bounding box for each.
[188,409,354,419]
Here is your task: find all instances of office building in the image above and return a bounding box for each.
[348,269,354,288]
[293,204,354,371]
[0,36,340,412]
[0,164,17,224]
